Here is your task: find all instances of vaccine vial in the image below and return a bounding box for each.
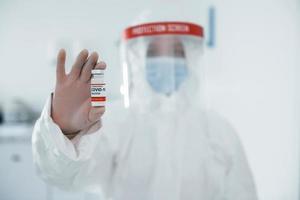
[91,69,106,107]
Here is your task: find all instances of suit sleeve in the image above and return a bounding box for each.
[223,131,258,200]
[31,94,118,196]
[207,112,258,200]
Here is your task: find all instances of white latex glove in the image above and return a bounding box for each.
[51,49,106,138]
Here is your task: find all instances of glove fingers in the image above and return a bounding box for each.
[88,106,105,124]
[56,49,66,84]
[69,49,89,81]
[80,52,99,82]
[86,120,102,134]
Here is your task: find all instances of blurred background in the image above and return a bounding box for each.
[0,0,299,199]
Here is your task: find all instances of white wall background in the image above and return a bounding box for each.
[207,0,300,200]
[0,0,299,199]
[205,0,300,199]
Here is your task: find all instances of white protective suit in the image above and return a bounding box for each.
[32,21,258,200]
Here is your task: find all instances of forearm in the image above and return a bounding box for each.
[31,95,109,192]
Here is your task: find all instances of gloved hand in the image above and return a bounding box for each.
[51,49,106,138]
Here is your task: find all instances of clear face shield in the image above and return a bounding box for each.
[121,22,205,111]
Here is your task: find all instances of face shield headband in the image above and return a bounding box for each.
[123,21,204,40]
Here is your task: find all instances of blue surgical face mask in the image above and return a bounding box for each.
[145,56,188,95]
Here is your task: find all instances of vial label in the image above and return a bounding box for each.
[91,69,106,107]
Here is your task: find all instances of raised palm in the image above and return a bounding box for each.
[51,49,106,135]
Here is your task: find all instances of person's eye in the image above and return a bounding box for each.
[147,49,156,56]
[174,50,185,57]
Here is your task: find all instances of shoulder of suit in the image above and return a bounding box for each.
[202,109,242,152]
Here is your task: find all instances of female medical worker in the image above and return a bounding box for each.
[32,21,258,200]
